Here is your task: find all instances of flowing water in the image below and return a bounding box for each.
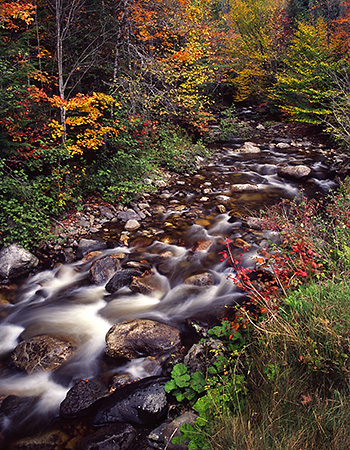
[0,133,338,445]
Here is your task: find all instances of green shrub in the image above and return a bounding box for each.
[153,125,211,174]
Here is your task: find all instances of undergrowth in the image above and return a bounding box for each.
[167,179,350,450]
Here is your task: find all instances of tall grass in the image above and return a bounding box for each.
[206,181,350,450]
[208,281,350,449]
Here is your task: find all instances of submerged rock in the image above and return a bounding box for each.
[0,245,39,279]
[76,423,138,450]
[93,376,168,426]
[0,395,38,437]
[11,334,76,374]
[10,429,70,450]
[105,319,181,359]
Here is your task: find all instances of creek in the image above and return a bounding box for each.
[0,121,339,448]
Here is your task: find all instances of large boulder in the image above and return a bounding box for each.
[89,254,124,285]
[60,378,109,418]
[11,335,76,374]
[93,376,168,426]
[76,423,138,450]
[105,319,181,360]
[277,165,311,180]
[0,245,39,279]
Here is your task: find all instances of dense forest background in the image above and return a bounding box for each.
[1,0,350,248]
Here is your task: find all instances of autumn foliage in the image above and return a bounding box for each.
[1,0,350,247]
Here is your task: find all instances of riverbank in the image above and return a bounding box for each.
[0,116,349,449]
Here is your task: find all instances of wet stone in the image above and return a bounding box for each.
[105,269,141,294]
[10,429,70,450]
[105,319,181,360]
[193,240,213,252]
[184,272,215,286]
[277,165,311,180]
[89,254,123,285]
[93,376,168,426]
[11,334,76,374]
[60,378,109,418]
[0,395,38,436]
[237,142,260,153]
[129,273,166,297]
[231,184,259,192]
[217,204,226,213]
[77,239,107,259]
[76,423,138,450]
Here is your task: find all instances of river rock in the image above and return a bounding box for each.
[276,142,291,149]
[76,423,138,450]
[10,429,70,450]
[117,209,141,223]
[89,254,123,285]
[129,273,166,297]
[243,216,266,230]
[11,335,76,374]
[148,411,197,450]
[0,395,38,436]
[217,204,227,213]
[193,240,213,252]
[124,219,141,231]
[164,411,198,449]
[77,239,107,259]
[184,339,225,374]
[277,165,311,180]
[93,376,168,426]
[216,195,231,203]
[99,206,115,220]
[60,378,109,418]
[231,184,259,192]
[105,269,141,293]
[105,319,181,359]
[0,244,39,279]
[184,272,214,286]
[233,237,251,250]
[237,142,260,153]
